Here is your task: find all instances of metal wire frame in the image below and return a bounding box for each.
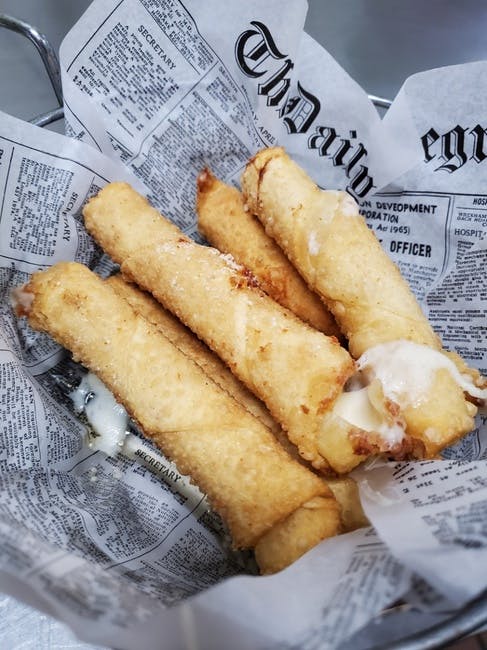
[0,12,485,650]
[0,13,392,127]
[379,588,487,650]
[0,14,63,126]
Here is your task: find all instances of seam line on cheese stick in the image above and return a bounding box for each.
[244,147,441,352]
[254,494,342,575]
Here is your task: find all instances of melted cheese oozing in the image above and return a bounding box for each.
[333,387,405,447]
[357,340,487,407]
[70,373,129,455]
[69,373,205,502]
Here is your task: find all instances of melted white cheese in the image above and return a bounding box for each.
[357,340,487,408]
[339,193,360,217]
[333,387,405,447]
[70,373,129,455]
[69,373,205,503]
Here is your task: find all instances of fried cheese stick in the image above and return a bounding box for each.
[196,169,341,338]
[18,262,332,549]
[256,476,370,573]
[241,147,441,355]
[255,495,341,574]
[108,277,359,550]
[241,147,487,457]
[326,477,369,533]
[106,274,279,434]
[107,274,306,463]
[83,183,360,473]
[255,478,367,574]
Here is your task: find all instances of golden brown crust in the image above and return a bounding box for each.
[120,241,355,472]
[83,182,184,265]
[241,147,441,357]
[241,147,483,458]
[325,477,369,533]
[196,168,341,337]
[254,493,342,574]
[106,274,281,435]
[400,368,477,457]
[23,262,330,549]
[83,183,358,474]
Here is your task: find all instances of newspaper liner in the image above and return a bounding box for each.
[0,0,486,647]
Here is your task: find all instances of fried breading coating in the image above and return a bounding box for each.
[83,183,357,473]
[255,494,342,574]
[241,147,440,357]
[388,365,478,457]
[241,147,486,457]
[107,274,307,464]
[106,274,279,434]
[196,169,341,337]
[325,477,369,533]
[19,262,331,549]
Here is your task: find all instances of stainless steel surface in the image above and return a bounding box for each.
[1,1,487,648]
[30,105,64,127]
[367,94,392,109]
